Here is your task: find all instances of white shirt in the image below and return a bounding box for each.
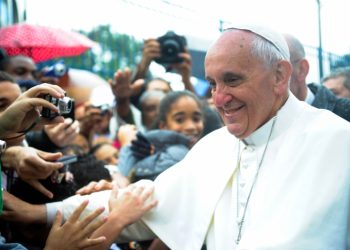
[57,93,350,249]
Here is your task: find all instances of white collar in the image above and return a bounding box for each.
[242,117,276,147]
[242,93,302,147]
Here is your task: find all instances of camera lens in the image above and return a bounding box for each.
[162,40,180,58]
[155,31,186,65]
[58,97,73,114]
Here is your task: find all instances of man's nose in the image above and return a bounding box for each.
[213,89,233,108]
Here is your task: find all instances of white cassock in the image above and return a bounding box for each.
[59,93,350,250]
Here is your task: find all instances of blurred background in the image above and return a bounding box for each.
[1,0,349,85]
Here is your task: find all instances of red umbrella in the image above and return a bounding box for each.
[0,23,98,63]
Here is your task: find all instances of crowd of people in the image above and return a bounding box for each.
[0,23,349,250]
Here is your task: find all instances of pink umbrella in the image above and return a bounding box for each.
[0,23,98,63]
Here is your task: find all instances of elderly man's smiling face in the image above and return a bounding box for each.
[205,30,290,139]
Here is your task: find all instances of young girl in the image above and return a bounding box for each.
[153,89,204,147]
[117,90,204,181]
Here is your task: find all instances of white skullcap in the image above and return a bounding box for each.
[225,24,290,60]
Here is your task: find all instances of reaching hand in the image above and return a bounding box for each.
[170,50,194,92]
[78,103,105,138]
[44,200,107,250]
[2,146,64,198]
[130,131,155,159]
[44,118,80,147]
[171,51,192,81]
[117,124,137,147]
[76,176,130,196]
[109,68,133,100]
[141,39,161,67]
[76,180,114,196]
[0,83,65,139]
[108,182,158,228]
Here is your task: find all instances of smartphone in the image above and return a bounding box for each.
[57,155,78,166]
[57,155,77,173]
[52,155,78,184]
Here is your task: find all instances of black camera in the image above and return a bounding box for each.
[41,94,75,120]
[155,31,187,65]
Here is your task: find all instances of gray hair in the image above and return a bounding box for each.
[322,66,350,90]
[250,35,287,68]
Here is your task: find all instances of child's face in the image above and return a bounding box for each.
[159,96,204,146]
[94,144,119,165]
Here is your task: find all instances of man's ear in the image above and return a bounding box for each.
[274,60,292,94]
[298,58,310,82]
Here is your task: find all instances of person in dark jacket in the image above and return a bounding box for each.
[322,66,350,98]
[284,33,350,122]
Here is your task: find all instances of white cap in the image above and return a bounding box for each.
[225,24,290,60]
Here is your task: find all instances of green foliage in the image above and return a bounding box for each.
[64,25,142,80]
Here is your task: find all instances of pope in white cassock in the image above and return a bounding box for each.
[53,25,350,249]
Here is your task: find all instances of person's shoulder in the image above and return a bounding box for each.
[305,105,350,134]
[334,97,350,119]
[193,126,235,149]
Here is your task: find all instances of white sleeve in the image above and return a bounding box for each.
[59,182,157,242]
[46,201,63,225]
[61,190,111,222]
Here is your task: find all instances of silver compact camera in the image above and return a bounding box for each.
[41,94,74,119]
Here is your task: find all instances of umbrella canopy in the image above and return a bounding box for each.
[0,23,98,63]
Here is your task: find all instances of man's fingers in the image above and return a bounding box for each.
[52,210,63,229]
[36,149,62,162]
[79,206,105,229]
[111,184,119,198]
[144,199,158,212]
[23,83,65,99]
[140,186,155,202]
[95,180,113,190]
[27,180,54,199]
[68,200,89,222]
[41,116,65,125]
[131,79,145,96]
[76,181,97,195]
[80,236,106,249]
[132,185,145,196]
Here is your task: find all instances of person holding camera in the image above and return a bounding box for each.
[0,77,109,249]
[0,53,80,152]
[0,72,68,196]
[133,33,194,92]
[131,33,195,104]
